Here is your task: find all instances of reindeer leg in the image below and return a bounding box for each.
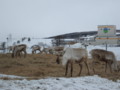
[17,51,19,58]
[92,61,96,74]
[40,49,42,54]
[105,62,107,73]
[39,50,41,54]
[65,61,69,76]
[15,50,18,58]
[24,50,27,58]
[11,52,14,58]
[32,50,34,54]
[78,64,82,76]
[84,61,90,75]
[108,61,112,73]
[18,51,21,58]
[70,61,73,77]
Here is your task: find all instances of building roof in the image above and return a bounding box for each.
[45,30,120,39]
[46,31,97,39]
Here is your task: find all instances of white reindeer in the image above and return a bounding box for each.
[90,49,118,73]
[56,48,90,77]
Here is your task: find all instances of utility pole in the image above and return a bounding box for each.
[105,41,107,51]
[105,36,108,51]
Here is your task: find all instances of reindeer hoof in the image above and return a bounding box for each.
[77,73,81,76]
[87,73,90,75]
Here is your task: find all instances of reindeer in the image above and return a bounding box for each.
[42,46,64,55]
[90,49,118,73]
[31,45,41,54]
[12,44,27,58]
[56,48,90,77]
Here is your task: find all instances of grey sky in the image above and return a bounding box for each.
[0,0,120,41]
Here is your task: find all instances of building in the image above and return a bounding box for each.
[87,25,120,45]
[46,31,97,46]
[46,25,120,46]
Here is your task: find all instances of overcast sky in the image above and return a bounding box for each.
[0,0,120,41]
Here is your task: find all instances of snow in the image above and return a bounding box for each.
[5,38,120,61]
[1,40,120,90]
[7,38,51,48]
[0,75,120,90]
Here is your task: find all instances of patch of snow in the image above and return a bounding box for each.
[0,75,120,90]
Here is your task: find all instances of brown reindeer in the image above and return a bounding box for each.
[90,49,118,73]
[12,44,27,58]
[56,48,90,77]
[31,45,41,54]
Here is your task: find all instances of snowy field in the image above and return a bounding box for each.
[0,74,120,90]
[1,40,120,90]
[5,39,120,61]
[3,38,120,61]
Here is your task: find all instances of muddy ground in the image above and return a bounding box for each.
[0,53,120,81]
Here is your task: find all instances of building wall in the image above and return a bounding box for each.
[95,36,119,44]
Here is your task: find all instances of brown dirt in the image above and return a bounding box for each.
[0,53,120,81]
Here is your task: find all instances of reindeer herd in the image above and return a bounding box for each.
[5,44,120,77]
